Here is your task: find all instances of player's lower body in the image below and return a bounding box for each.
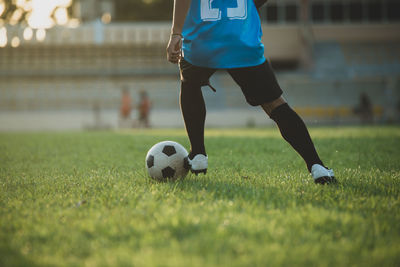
[179,58,336,184]
[138,113,150,128]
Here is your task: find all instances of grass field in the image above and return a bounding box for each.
[1,126,400,266]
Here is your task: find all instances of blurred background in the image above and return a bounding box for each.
[0,0,399,130]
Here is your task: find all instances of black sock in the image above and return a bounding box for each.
[180,81,206,159]
[270,103,324,172]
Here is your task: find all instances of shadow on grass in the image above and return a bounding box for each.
[161,175,305,209]
[0,245,44,267]
[159,169,398,213]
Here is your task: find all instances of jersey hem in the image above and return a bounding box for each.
[182,56,267,69]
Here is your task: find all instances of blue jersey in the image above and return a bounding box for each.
[182,0,265,69]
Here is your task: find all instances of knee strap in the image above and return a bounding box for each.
[181,79,216,92]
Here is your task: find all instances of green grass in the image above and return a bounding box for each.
[1,126,400,266]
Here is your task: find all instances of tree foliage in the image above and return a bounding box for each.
[112,0,173,21]
[0,0,173,24]
[0,0,77,25]
[0,0,21,22]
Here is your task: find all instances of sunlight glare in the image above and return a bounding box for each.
[27,0,73,29]
[36,28,46,41]
[0,2,5,17]
[11,36,20,47]
[23,27,33,40]
[10,8,24,25]
[22,2,32,11]
[0,26,7,47]
[15,0,26,7]
[57,0,72,8]
[67,18,80,28]
[54,7,68,25]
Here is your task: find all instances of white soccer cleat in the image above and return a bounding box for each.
[327,168,335,179]
[311,164,336,184]
[185,154,208,175]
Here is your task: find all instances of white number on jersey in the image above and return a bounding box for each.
[200,0,247,21]
[200,0,221,21]
[227,0,247,20]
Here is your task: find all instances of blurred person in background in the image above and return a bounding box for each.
[353,92,373,124]
[166,0,336,184]
[397,98,400,122]
[383,78,398,124]
[138,90,151,128]
[119,87,133,127]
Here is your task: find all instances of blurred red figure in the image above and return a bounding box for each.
[138,90,151,128]
[120,88,132,119]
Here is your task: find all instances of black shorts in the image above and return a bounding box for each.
[179,58,283,106]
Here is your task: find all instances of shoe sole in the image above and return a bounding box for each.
[191,169,207,175]
[314,176,337,185]
[184,157,207,175]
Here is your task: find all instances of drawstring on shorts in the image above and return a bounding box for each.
[207,82,217,92]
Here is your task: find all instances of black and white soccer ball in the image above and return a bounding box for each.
[145,141,189,181]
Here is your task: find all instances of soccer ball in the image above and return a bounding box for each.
[145,141,189,181]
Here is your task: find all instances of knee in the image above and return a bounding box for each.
[261,96,287,116]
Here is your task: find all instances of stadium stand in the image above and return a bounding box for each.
[0,0,399,129]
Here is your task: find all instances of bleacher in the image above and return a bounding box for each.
[0,22,399,128]
[342,43,400,77]
[0,23,177,77]
[0,44,174,76]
